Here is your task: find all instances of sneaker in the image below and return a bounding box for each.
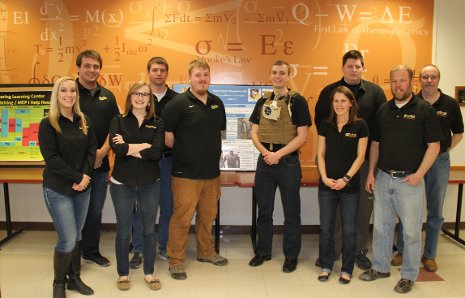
[391,253,403,266]
[83,253,111,267]
[169,264,187,280]
[197,254,228,266]
[129,252,142,269]
[359,268,391,281]
[421,256,438,272]
[355,250,372,270]
[159,250,168,261]
[394,278,414,293]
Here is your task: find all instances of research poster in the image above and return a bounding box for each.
[173,84,273,171]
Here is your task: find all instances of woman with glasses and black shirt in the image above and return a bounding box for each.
[109,82,165,291]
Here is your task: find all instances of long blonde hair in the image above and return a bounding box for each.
[48,77,88,135]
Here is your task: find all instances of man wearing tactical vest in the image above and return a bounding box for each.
[248,60,312,273]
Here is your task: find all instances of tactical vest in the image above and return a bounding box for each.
[258,91,298,144]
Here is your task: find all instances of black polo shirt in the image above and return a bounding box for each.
[318,119,369,193]
[249,92,312,127]
[39,114,97,196]
[315,78,387,130]
[77,79,119,172]
[419,90,464,152]
[372,96,442,171]
[109,113,164,186]
[162,89,226,179]
[154,86,178,117]
[154,86,178,153]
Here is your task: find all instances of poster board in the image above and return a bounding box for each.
[173,84,273,171]
[0,85,52,161]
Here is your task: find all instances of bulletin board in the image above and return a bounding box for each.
[0,0,435,165]
[0,85,52,161]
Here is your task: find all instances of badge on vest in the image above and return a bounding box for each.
[262,101,281,121]
[99,96,108,101]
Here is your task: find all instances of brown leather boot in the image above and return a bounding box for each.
[53,250,72,298]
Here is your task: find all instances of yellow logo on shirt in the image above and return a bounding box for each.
[145,125,157,129]
[211,105,219,109]
[345,133,357,138]
[403,114,415,120]
[437,111,447,117]
[99,96,107,101]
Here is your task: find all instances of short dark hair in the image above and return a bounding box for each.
[390,64,414,80]
[147,56,169,72]
[342,50,364,67]
[76,49,103,68]
[271,60,291,75]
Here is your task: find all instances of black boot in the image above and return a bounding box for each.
[67,241,94,295]
[53,250,72,298]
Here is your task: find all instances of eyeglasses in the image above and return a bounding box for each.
[132,92,151,98]
[420,75,439,80]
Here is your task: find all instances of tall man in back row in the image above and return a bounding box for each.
[77,50,119,267]
[360,65,441,294]
[391,64,464,272]
[314,50,387,270]
[248,60,311,273]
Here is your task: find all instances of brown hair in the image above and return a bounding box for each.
[76,49,103,68]
[123,82,155,119]
[146,56,169,72]
[326,86,360,124]
[271,60,291,75]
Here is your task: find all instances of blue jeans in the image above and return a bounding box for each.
[43,187,91,252]
[158,155,173,253]
[110,181,160,276]
[372,169,425,281]
[396,151,450,259]
[131,204,143,253]
[81,170,108,257]
[318,189,359,275]
[255,154,302,259]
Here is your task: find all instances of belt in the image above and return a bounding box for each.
[261,142,298,156]
[381,169,414,178]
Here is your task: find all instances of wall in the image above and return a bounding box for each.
[1,0,464,226]
[432,0,465,224]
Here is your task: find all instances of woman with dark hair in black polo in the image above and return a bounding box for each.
[317,86,368,284]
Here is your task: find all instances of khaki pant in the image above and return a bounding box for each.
[167,176,221,265]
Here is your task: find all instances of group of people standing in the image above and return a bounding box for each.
[38,48,462,298]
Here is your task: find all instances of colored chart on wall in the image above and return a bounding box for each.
[0,86,52,161]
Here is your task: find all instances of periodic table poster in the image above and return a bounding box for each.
[0,0,434,164]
